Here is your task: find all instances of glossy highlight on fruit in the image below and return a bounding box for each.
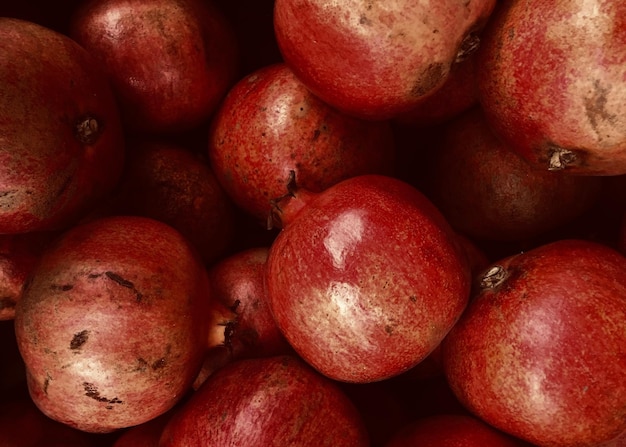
[265,174,471,383]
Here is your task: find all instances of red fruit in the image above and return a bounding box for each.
[69,0,239,134]
[273,0,496,119]
[426,107,603,242]
[0,232,57,320]
[477,1,626,175]
[207,246,291,359]
[158,355,370,446]
[0,18,125,233]
[111,139,236,265]
[393,51,479,128]
[14,216,212,433]
[208,62,395,224]
[112,412,171,447]
[442,239,626,447]
[265,174,471,383]
[385,414,526,447]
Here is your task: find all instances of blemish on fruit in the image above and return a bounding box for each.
[411,62,445,97]
[74,115,102,145]
[152,358,167,370]
[584,79,616,137]
[409,295,417,303]
[83,382,123,406]
[105,271,144,302]
[480,265,507,289]
[70,330,89,351]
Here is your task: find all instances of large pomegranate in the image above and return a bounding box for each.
[477,0,626,175]
[14,216,212,433]
[265,174,471,383]
[442,239,626,446]
[273,0,496,119]
[0,18,124,233]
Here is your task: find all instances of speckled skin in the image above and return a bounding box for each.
[69,0,239,134]
[0,18,125,233]
[442,239,626,447]
[208,62,396,224]
[385,414,525,447]
[426,107,603,242]
[477,0,626,175]
[159,355,370,446]
[273,0,496,120]
[265,174,471,383]
[14,216,211,433]
[111,139,236,266]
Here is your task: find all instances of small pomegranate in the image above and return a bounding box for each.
[265,174,471,383]
[477,0,626,175]
[208,62,395,224]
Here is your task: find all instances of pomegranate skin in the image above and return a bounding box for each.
[265,174,471,383]
[0,18,125,233]
[273,0,496,120]
[69,0,239,134]
[385,414,525,447]
[477,0,626,175]
[14,216,211,433]
[442,239,626,447]
[158,355,370,446]
[208,62,395,224]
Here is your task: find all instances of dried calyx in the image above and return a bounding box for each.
[480,265,507,289]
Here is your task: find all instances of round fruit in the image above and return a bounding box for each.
[442,239,626,447]
[14,216,212,433]
[0,18,124,233]
[265,174,471,383]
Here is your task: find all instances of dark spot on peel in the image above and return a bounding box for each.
[0,297,16,310]
[70,330,89,350]
[83,382,123,406]
[411,62,446,97]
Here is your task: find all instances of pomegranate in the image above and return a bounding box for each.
[0,18,125,233]
[14,216,212,433]
[425,107,603,242]
[265,174,471,383]
[442,239,626,446]
[208,62,395,224]
[158,355,370,446]
[385,413,527,447]
[477,0,626,175]
[69,0,239,134]
[110,138,236,265]
[273,0,496,119]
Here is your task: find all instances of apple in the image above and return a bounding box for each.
[0,17,125,233]
[265,174,471,383]
[69,0,239,134]
[273,0,496,119]
[442,239,626,446]
[159,355,370,446]
[14,216,212,433]
[208,62,396,225]
[477,0,626,175]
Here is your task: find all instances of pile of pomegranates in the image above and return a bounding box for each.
[1,0,625,446]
